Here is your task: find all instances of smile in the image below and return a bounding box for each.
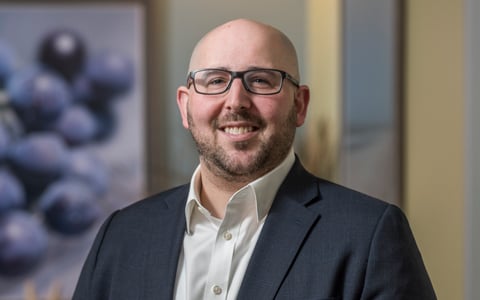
[223,126,254,135]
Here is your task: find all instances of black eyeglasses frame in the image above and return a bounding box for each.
[186,68,300,95]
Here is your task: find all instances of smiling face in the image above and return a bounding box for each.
[177,19,310,184]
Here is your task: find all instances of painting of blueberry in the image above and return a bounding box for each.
[0,4,145,299]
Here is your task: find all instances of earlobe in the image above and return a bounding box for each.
[177,87,190,129]
[295,85,310,126]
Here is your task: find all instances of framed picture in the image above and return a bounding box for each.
[0,1,148,298]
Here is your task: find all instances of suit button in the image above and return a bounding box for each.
[212,285,223,295]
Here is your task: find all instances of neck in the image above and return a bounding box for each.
[198,164,250,219]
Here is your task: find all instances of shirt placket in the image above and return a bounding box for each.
[203,189,249,300]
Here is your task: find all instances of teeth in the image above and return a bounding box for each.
[224,126,253,135]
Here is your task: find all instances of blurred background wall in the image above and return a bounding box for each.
[404,0,466,299]
[466,0,480,299]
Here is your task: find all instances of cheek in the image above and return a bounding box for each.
[262,101,295,124]
[254,98,281,118]
[187,99,222,128]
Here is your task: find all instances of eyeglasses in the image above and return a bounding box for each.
[187,68,299,95]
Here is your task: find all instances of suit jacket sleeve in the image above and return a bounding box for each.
[361,204,436,299]
[72,211,117,300]
[71,186,187,300]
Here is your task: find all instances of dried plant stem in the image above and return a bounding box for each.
[23,280,62,300]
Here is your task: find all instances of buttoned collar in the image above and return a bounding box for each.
[184,148,295,234]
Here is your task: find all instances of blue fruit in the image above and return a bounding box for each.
[65,150,109,196]
[54,105,98,146]
[71,74,96,105]
[85,50,134,99]
[6,66,72,131]
[0,211,48,276]
[0,169,25,213]
[91,104,117,142]
[37,28,87,81]
[0,40,16,88]
[7,132,68,197]
[38,179,101,236]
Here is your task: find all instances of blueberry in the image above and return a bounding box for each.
[38,179,101,236]
[37,28,87,81]
[7,132,68,197]
[0,168,25,213]
[0,40,16,88]
[65,149,109,196]
[6,66,72,131]
[71,74,96,105]
[90,104,117,142]
[0,211,48,277]
[85,50,134,99]
[54,105,98,146]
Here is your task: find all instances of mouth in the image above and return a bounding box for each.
[223,126,255,135]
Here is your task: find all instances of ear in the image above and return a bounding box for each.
[177,86,190,129]
[294,85,310,126]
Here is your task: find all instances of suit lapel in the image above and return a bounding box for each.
[237,160,322,299]
[141,186,189,299]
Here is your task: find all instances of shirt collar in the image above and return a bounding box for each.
[185,148,295,234]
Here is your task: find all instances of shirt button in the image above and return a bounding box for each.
[212,285,223,295]
[223,231,232,240]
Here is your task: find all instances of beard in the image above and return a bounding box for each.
[187,105,297,182]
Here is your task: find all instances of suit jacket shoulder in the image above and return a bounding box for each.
[237,158,436,300]
[72,184,189,300]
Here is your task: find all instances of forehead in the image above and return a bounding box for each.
[189,21,297,73]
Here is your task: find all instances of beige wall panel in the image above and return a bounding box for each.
[405,0,465,299]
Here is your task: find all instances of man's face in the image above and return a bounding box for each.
[177,21,309,182]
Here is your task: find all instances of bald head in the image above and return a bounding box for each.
[189,19,300,80]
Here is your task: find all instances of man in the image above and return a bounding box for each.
[72,19,436,299]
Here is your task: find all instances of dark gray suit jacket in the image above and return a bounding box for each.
[72,159,436,299]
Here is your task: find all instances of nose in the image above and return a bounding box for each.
[224,78,252,110]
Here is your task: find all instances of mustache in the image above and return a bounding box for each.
[214,111,265,128]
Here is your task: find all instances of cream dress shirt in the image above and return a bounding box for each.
[174,149,295,300]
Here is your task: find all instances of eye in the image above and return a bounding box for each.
[251,77,271,85]
[207,77,228,86]
[199,70,230,87]
[246,71,278,88]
